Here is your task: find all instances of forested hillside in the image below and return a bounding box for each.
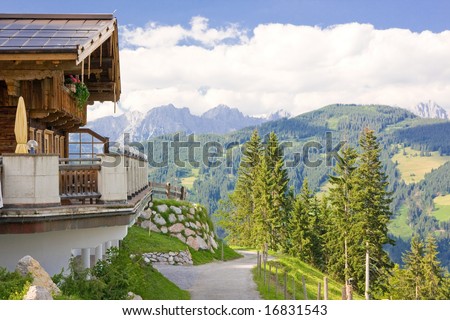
[142,104,450,270]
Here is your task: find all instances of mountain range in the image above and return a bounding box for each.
[87,101,448,142]
[87,104,291,142]
[409,100,448,119]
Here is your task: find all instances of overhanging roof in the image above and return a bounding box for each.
[0,13,121,103]
[0,13,116,64]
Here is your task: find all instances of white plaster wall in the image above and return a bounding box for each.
[0,225,127,275]
[98,154,127,202]
[2,155,59,205]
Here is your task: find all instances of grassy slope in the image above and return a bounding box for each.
[124,226,242,265]
[124,226,187,253]
[432,195,450,222]
[181,168,200,189]
[392,147,450,184]
[126,258,190,300]
[389,205,413,240]
[252,254,362,300]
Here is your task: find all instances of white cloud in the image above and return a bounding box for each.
[88,18,450,121]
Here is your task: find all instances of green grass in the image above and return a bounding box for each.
[432,195,450,222]
[181,176,196,189]
[392,147,450,184]
[123,226,188,253]
[433,205,450,222]
[152,198,191,208]
[326,117,340,130]
[180,168,200,189]
[252,254,362,300]
[435,194,450,205]
[389,205,413,240]
[124,255,190,300]
[189,241,242,265]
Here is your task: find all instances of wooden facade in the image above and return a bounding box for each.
[0,14,121,156]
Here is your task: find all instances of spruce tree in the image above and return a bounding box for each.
[228,129,263,247]
[265,132,289,250]
[289,180,310,261]
[253,153,272,248]
[353,128,393,299]
[326,146,359,283]
[403,236,424,299]
[422,235,445,299]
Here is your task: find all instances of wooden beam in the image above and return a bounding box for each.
[0,70,63,81]
[85,81,115,91]
[30,110,51,119]
[5,80,20,96]
[88,92,115,102]
[0,53,77,61]
[0,60,79,71]
[77,21,115,65]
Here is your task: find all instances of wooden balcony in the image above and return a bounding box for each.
[20,75,87,130]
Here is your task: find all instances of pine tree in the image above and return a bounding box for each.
[386,264,410,300]
[289,180,311,261]
[353,128,393,299]
[252,153,272,248]
[228,129,263,247]
[403,236,424,299]
[265,132,289,250]
[325,146,359,283]
[422,235,445,299]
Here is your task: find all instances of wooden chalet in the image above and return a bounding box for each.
[0,14,152,275]
[0,13,120,156]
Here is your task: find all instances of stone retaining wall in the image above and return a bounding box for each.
[142,250,193,266]
[137,201,218,252]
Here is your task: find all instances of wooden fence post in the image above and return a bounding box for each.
[284,271,288,299]
[166,182,171,199]
[302,275,308,300]
[324,277,329,300]
[317,282,321,300]
[180,186,185,200]
[268,264,271,294]
[263,259,267,286]
[346,284,353,300]
[257,251,260,275]
[293,275,296,300]
[302,276,308,300]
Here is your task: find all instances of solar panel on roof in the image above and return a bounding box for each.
[1,38,27,47]
[0,15,115,52]
[0,29,19,36]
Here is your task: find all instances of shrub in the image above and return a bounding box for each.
[53,248,129,300]
[0,267,32,300]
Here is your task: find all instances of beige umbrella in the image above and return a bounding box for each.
[15,96,28,154]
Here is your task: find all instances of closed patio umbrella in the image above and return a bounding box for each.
[15,96,28,154]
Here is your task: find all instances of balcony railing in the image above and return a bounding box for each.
[0,151,149,209]
[59,157,101,204]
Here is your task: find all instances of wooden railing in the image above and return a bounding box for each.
[60,85,87,124]
[124,152,149,199]
[59,158,101,204]
[149,182,187,201]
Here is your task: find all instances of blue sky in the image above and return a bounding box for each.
[3,0,450,32]
[3,1,450,119]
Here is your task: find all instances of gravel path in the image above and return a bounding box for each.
[154,250,261,300]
